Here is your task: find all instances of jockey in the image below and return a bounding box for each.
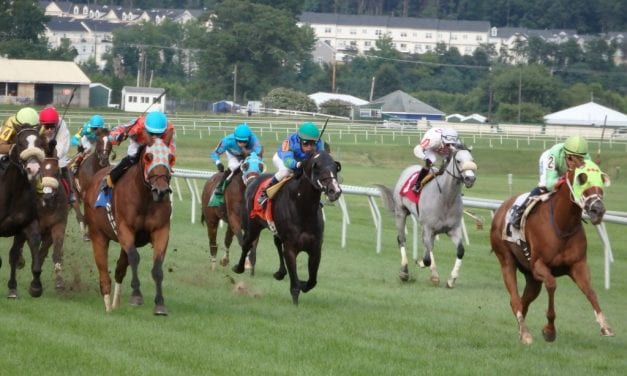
[412,127,459,193]
[210,123,263,195]
[510,135,590,229]
[257,121,324,206]
[70,114,108,173]
[39,106,75,203]
[0,107,41,160]
[99,111,176,192]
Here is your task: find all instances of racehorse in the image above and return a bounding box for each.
[200,153,264,271]
[84,138,174,315]
[376,147,477,286]
[490,159,613,344]
[72,131,113,240]
[0,126,46,298]
[232,150,342,305]
[37,156,69,289]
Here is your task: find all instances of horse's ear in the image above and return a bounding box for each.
[144,153,153,165]
[169,154,176,167]
[602,173,611,187]
[335,161,341,172]
[260,162,265,172]
[242,162,249,171]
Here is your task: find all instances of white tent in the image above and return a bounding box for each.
[309,92,369,107]
[544,101,627,127]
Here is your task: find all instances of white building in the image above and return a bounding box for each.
[121,86,166,113]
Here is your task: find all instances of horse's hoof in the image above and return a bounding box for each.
[445,278,456,288]
[210,260,216,272]
[154,305,168,316]
[82,234,91,242]
[219,257,229,267]
[29,283,43,298]
[55,277,65,290]
[273,271,286,280]
[7,289,18,299]
[249,267,255,277]
[244,258,252,270]
[601,328,614,337]
[520,332,533,345]
[422,258,432,267]
[130,295,144,306]
[399,272,409,282]
[430,276,440,286]
[542,327,556,342]
[232,264,245,274]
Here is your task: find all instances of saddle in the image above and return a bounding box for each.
[399,171,434,204]
[502,192,552,260]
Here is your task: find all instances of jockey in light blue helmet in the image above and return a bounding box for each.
[145,111,168,134]
[234,123,252,142]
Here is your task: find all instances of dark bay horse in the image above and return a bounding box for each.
[377,147,477,286]
[201,153,264,271]
[232,150,342,305]
[84,138,174,315]
[37,156,69,290]
[72,131,113,240]
[0,126,46,298]
[490,159,613,344]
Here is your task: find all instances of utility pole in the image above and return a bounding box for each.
[331,61,336,93]
[369,76,375,101]
[232,63,237,113]
[517,65,522,124]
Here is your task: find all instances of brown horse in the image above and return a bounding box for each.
[72,131,113,240]
[0,126,46,298]
[490,159,613,344]
[84,138,174,315]
[201,153,264,271]
[37,157,69,289]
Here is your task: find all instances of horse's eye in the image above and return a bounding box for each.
[577,173,588,185]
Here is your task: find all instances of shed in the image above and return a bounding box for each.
[212,100,239,113]
[354,90,444,121]
[0,58,90,107]
[89,83,113,108]
[121,86,166,113]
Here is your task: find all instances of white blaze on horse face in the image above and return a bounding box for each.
[26,134,39,150]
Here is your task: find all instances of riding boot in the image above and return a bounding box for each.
[99,155,135,191]
[511,187,544,230]
[258,176,279,206]
[412,167,429,193]
[214,169,231,195]
[62,167,77,203]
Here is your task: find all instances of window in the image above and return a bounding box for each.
[476,35,483,41]
[82,6,88,15]
[0,82,18,96]
[400,32,407,37]
[375,29,382,36]
[362,29,368,34]
[400,43,407,50]
[451,34,458,40]
[426,33,433,39]
[73,6,79,15]
[364,41,371,47]
[324,27,332,34]
[350,29,356,35]
[359,109,381,118]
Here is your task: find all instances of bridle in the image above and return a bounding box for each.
[302,152,339,195]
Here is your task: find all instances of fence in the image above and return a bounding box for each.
[172,168,626,290]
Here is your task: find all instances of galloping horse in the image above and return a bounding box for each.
[490,160,613,344]
[37,156,69,289]
[72,131,113,240]
[232,150,342,305]
[0,126,46,298]
[377,147,477,286]
[84,138,174,314]
[201,153,264,271]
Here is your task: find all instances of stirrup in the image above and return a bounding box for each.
[258,191,268,206]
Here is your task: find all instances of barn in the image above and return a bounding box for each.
[0,58,90,107]
[353,90,444,122]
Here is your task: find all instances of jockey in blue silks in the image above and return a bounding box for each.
[210,123,263,195]
[257,121,324,206]
[70,114,108,174]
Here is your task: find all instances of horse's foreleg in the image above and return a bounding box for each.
[446,228,465,288]
[7,234,28,298]
[91,234,112,312]
[395,212,409,281]
[150,232,168,316]
[24,222,43,298]
[301,246,321,293]
[569,261,614,337]
[530,260,557,342]
[273,236,286,280]
[51,224,67,290]
[232,224,260,274]
[126,247,144,307]
[421,229,439,286]
[71,200,88,241]
[224,226,235,268]
[207,218,219,270]
[112,247,130,309]
[283,244,300,305]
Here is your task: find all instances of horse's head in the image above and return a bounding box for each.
[241,152,264,186]
[447,148,477,188]
[569,160,609,225]
[12,126,46,181]
[142,138,175,202]
[40,157,61,206]
[303,151,342,202]
[95,130,113,167]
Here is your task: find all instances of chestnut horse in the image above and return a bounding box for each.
[84,138,174,315]
[200,152,264,271]
[490,160,613,344]
[0,126,46,298]
[37,157,69,289]
[232,150,342,305]
[72,131,113,240]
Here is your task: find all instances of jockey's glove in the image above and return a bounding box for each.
[48,139,57,153]
[77,145,85,153]
[216,161,224,172]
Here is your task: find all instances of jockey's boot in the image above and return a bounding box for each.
[510,204,525,230]
[214,169,231,195]
[99,155,135,191]
[258,176,279,206]
[62,167,76,203]
[412,167,429,193]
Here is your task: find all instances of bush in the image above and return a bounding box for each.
[319,99,352,117]
[263,87,317,112]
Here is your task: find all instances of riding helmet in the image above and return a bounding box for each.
[89,114,105,128]
[440,128,459,145]
[234,123,252,142]
[298,122,319,141]
[16,107,40,126]
[144,111,168,134]
[563,136,588,156]
[39,107,59,126]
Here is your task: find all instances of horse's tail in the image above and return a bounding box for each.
[373,184,396,214]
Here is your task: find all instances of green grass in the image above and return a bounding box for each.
[1,123,626,375]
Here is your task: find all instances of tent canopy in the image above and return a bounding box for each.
[544,101,627,127]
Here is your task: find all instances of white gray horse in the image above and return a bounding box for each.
[376,147,477,287]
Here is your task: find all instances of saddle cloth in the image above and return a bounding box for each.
[502,192,551,246]
[399,171,434,204]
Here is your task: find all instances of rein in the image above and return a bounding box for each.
[548,195,582,239]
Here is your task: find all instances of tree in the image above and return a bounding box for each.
[0,0,49,58]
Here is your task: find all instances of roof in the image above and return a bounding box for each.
[0,58,90,85]
[121,86,165,94]
[544,101,627,127]
[370,90,444,115]
[309,92,368,107]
